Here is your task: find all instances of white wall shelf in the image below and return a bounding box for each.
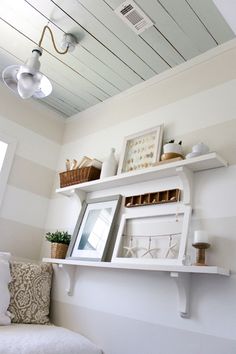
[43,257,229,274]
[56,153,227,196]
[51,152,229,318]
[43,257,230,318]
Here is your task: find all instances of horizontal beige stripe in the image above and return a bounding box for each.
[1,185,49,229]
[64,41,236,142]
[0,83,64,144]
[7,155,56,198]
[0,217,43,260]
[51,301,236,351]
[175,118,236,165]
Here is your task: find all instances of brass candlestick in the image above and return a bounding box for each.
[192,242,210,266]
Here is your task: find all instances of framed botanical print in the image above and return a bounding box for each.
[117,125,164,174]
[67,195,121,261]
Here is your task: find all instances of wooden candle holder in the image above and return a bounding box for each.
[192,242,210,266]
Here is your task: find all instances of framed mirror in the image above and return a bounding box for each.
[67,195,121,261]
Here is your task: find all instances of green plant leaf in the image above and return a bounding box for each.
[45,230,71,244]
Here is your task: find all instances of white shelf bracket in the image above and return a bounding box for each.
[74,189,86,207]
[176,166,193,205]
[60,189,76,198]
[170,271,191,318]
[59,189,86,204]
[58,264,76,296]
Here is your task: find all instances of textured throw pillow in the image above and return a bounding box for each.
[8,262,53,324]
[0,252,11,325]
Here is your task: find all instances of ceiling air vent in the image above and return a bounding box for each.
[115,0,154,35]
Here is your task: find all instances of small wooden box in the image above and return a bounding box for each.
[59,166,101,188]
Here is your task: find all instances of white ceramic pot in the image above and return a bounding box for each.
[192,143,209,154]
[186,152,201,159]
[163,143,182,155]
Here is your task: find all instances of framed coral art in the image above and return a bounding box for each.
[117,125,164,174]
[111,205,192,265]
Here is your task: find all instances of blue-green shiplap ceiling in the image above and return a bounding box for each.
[0,0,235,118]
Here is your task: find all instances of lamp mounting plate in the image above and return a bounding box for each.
[61,33,77,52]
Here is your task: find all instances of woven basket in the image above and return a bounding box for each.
[59,166,101,188]
[51,243,68,259]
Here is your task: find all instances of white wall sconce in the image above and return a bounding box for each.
[2,25,77,99]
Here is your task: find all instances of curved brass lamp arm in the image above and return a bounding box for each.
[38,25,69,54]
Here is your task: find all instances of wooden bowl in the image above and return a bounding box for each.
[161,153,184,161]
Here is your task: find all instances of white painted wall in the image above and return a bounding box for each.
[0,83,64,260]
[0,38,235,354]
[45,41,236,354]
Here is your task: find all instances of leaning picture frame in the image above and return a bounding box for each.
[67,195,122,261]
[111,205,192,265]
[117,125,164,174]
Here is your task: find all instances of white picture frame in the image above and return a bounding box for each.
[111,205,192,265]
[67,195,121,261]
[117,125,164,174]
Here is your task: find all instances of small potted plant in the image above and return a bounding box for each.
[45,230,71,259]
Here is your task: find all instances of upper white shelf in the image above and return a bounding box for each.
[56,153,227,195]
[43,257,229,276]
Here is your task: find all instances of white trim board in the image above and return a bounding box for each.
[0,132,17,209]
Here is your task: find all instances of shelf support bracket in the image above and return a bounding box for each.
[59,189,76,198]
[176,166,193,205]
[59,189,86,207]
[58,264,76,296]
[74,189,86,208]
[170,272,191,318]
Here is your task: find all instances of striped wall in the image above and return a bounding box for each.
[63,39,236,142]
[46,40,236,353]
[51,301,236,354]
[0,83,64,260]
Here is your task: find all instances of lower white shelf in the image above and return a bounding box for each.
[43,258,230,319]
[43,258,229,275]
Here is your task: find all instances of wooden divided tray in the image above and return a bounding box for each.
[124,189,181,208]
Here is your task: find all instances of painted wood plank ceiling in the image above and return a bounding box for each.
[0,0,234,118]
